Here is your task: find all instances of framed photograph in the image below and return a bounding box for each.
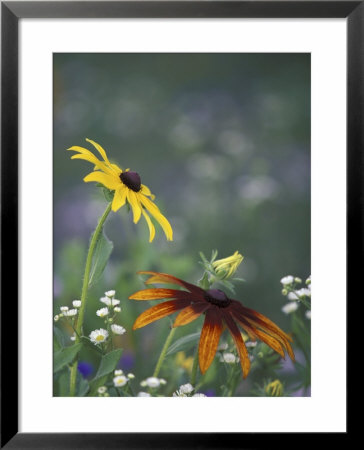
[1,1,356,447]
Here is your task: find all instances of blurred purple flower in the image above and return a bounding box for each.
[118,350,135,371]
[78,361,94,378]
[203,389,215,397]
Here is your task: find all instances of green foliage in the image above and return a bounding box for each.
[88,349,123,396]
[54,367,90,397]
[88,228,113,287]
[54,343,83,373]
[166,332,201,356]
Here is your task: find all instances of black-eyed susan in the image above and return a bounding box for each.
[68,139,173,242]
[129,271,295,378]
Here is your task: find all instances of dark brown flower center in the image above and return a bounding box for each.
[204,288,231,308]
[120,171,141,192]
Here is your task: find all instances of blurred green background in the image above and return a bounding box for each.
[54,53,310,395]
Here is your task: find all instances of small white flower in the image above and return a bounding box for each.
[100,297,120,307]
[217,342,228,351]
[179,383,194,394]
[245,341,257,348]
[296,288,311,298]
[113,375,128,387]
[60,306,69,312]
[72,300,81,308]
[294,277,302,284]
[193,393,206,397]
[97,386,107,394]
[54,315,60,322]
[137,392,151,397]
[140,380,147,387]
[280,275,294,285]
[287,291,299,301]
[173,391,186,397]
[114,306,121,313]
[89,328,108,345]
[96,307,109,318]
[111,324,126,335]
[127,373,135,379]
[64,309,77,317]
[221,352,238,364]
[159,378,167,385]
[114,369,123,376]
[70,333,76,341]
[305,310,311,320]
[144,377,160,388]
[105,290,116,298]
[173,384,194,397]
[306,276,311,285]
[282,302,299,314]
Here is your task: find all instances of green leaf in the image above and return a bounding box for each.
[166,332,200,356]
[55,367,90,397]
[81,336,103,354]
[77,374,90,397]
[53,325,66,349]
[88,228,113,287]
[54,343,83,373]
[94,348,123,379]
[89,349,123,396]
[102,187,114,202]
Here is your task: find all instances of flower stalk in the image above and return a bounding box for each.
[69,202,112,396]
[152,326,177,378]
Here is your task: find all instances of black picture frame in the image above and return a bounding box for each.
[1,1,356,448]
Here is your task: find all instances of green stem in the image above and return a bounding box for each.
[69,202,112,396]
[153,326,177,378]
[190,346,199,387]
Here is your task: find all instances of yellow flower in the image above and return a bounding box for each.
[265,379,284,397]
[68,139,173,242]
[212,251,243,279]
[175,352,194,373]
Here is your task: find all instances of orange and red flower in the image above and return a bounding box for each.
[130,271,295,378]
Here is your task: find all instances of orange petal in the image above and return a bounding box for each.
[238,303,293,342]
[173,302,209,327]
[137,271,206,297]
[222,311,250,379]
[132,299,191,330]
[231,301,295,361]
[243,315,294,361]
[129,288,196,301]
[198,308,223,374]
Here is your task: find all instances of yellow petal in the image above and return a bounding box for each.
[83,171,120,190]
[140,184,155,200]
[127,190,142,224]
[112,188,127,212]
[141,210,156,242]
[85,138,110,165]
[70,153,114,176]
[138,195,173,241]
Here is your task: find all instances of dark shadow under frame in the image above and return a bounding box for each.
[1,1,358,448]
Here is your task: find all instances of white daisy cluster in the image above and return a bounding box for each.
[95,290,127,334]
[54,301,81,322]
[140,376,167,389]
[280,275,311,315]
[112,369,135,388]
[219,352,239,364]
[97,386,109,397]
[100,290,121,308]
[137,391,151,397]
[172,383,206,397]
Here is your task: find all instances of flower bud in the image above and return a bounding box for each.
[212,251,243,280]
[265,379,284,397]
